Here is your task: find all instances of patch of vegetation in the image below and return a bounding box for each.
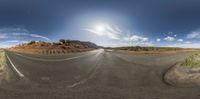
[0,51,6,71]
[181,53,200,68]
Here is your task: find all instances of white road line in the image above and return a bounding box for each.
[6,54,25,78]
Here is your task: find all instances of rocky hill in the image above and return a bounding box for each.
[9,39,99,55]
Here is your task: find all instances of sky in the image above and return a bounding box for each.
[1,0,200,48]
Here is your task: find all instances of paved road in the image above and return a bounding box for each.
[0,49,200,99]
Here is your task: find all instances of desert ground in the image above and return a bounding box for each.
[0,49,200,99]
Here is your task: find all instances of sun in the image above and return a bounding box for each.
[95,24,105,32]
[93,24,106,36]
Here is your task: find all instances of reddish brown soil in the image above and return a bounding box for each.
[8,40,99,55]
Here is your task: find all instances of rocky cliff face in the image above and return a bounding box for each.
[9,40,99,55]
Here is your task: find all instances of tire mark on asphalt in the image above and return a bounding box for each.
[111,53,149,68]
[67,51,103,88]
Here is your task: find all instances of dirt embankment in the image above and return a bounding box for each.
[8,40,99,55]
[164,53,200,87]
[164,63,200,87]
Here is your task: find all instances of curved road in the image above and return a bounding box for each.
[0,49,200,99]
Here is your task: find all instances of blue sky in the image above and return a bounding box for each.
[1,0,200,48]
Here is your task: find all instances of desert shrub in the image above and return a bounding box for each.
[28,41,36,45]
[53,42,62,45]
[0,51,6,71]
[143,48,149,51]
[59,39,66,44]
[181,53,200,68]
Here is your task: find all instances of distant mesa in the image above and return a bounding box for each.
[8,39,99,55]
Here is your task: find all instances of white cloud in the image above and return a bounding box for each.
[1,40,28,43]
[0,27,29,33]
[11,33,50,41]
[156,38,161,42]
[0,40,28,48]
[174,34,177,37]
[84,23,150,46]
[187,29,200,39]
[167,43,200,48]
[0,34,7,39]
[6,40,20,43]
[131,35,148,42]
[84,24,121,40]
[0,27,51,41]
[123,35,148,42]
[184,41,191,44]
[164,36,175,41]
[0,27,51,48]
[104,40,153,47]
[165,29,200,48]
[177,39,183,42]
[168,32,173,35]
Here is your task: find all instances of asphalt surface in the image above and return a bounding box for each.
[0,49,200,99]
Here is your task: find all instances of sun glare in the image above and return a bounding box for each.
[95,24,105,32]
[92,24,106,36]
